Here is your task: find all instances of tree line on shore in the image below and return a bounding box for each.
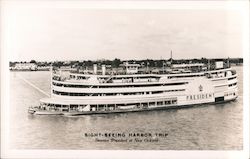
[9,58,243,68]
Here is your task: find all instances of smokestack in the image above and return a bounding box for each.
[102,65,106,75]
[93,64,97,74]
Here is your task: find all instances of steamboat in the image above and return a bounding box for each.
[28,59,238,116]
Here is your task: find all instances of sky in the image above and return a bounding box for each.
[2,2,244,61]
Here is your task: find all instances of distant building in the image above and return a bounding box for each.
[60,66,77,72]
[124,62,140,74]
[12,63,38,71]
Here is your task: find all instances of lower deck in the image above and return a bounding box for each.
[29,94,238,116]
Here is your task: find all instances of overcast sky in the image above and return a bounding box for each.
[3,3,243,61]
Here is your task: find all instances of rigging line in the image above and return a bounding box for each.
[17,75,50,97]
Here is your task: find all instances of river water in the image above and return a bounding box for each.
[9,66,243,150]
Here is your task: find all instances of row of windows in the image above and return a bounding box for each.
[52,82,187,88]
[168,74,205,79]
[52,89,185,96]
[168,70,235,79]
[88,99,178,107]
[40,99,178,112]
[112,76,158,80]
[41,99,178,108]
[70,75,88,80]
[69,75,160,80]
[85,99,178,111]
[151,100,177,106]
[228,83,237,87]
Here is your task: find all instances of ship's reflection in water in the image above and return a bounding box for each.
[10,67,243,150]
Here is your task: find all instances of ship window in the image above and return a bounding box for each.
[165,101,171,105]
[142,103,148,107]
[172,99,177,104]
[157,101,163,105]
[149,102,155,106]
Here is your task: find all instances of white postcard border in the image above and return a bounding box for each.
[1,1,249,159]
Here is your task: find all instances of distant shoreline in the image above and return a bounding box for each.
[9,57,243,68]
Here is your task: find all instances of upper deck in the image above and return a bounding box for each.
[52,66,236,86]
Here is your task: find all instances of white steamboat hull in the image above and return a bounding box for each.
[29,96,237,116]
[28,67,239,116]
